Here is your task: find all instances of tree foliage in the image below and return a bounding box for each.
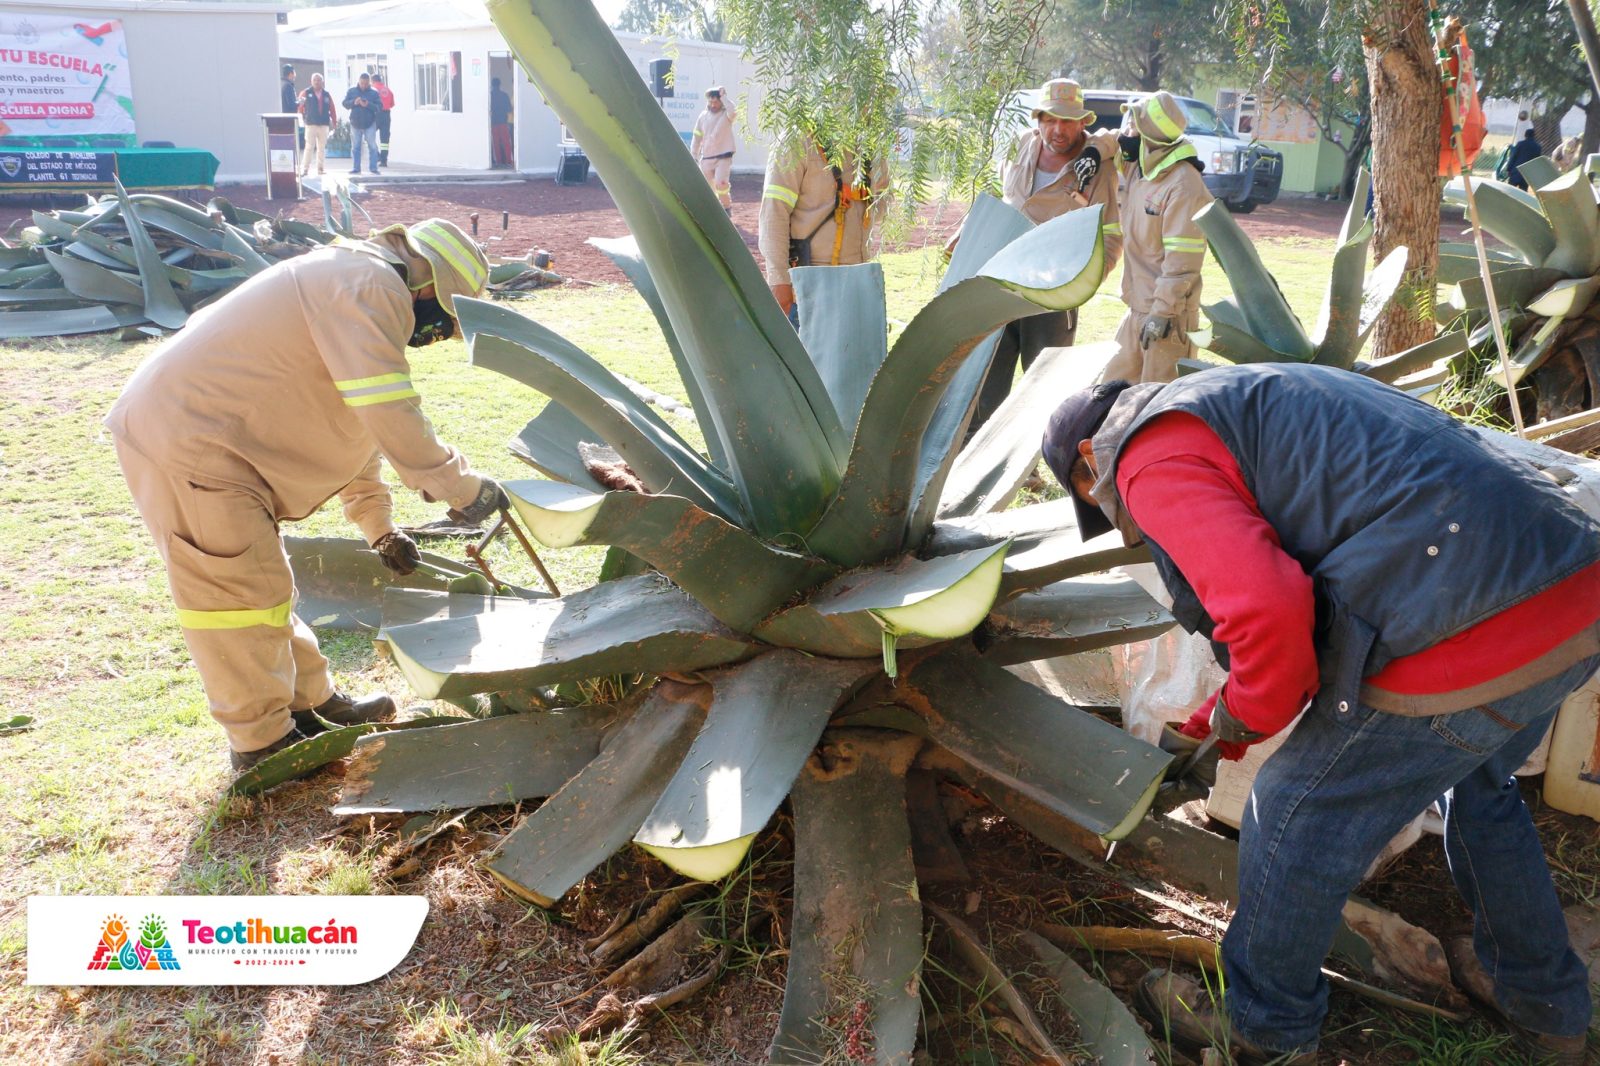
[614,0,730,42]
[1037,0,1229,92]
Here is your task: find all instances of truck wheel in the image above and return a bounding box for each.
[1225,198,1257,214]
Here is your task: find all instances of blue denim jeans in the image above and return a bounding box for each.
[1224,655,1600,1054]
[351,124,380,172]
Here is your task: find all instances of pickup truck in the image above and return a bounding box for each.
[1000,88,1283,213]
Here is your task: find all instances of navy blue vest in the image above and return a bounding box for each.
[1108,364,1600,707]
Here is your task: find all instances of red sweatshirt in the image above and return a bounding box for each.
[1117,412,1600,737]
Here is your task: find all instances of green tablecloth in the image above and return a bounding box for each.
[0,147,219,193]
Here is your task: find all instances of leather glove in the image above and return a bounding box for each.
[1180,691,1268,762]
[1072,147,1100,191]
[1139,314,1175,351]
[447,476,510,526]
[372,530,421,576]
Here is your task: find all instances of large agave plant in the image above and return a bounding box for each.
[281,2,1185,1060]
[1440,158,1600,426]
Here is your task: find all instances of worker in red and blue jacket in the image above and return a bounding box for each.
[1044,363,1600,1066]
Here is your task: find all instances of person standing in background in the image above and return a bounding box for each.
[691,86,737,215]
[373,74,395,168]
[297,73,337,178]
[490,77,514,168]
[343,73,383,176]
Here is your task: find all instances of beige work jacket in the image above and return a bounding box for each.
[758,141,889,286]
[999,127,1123,270]
[1120,157,1214,324]
[691,107,737,159]
[105,243,478,545]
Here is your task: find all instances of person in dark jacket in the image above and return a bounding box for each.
[343,73,383,175]
[1044,364,1600,1066]
[372,74,395,167]
[297,72,336,177]
[1507,127,1545,190]
[281,65,302,152]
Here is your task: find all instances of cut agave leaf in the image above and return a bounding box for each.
[1518,156,1561,191]
[1194,318,1297,365]
[1442,177,1553,265]
[793,261,889,430]
[1532,168,1600,276]
[42,248,143,305]
[509,400,607,492]
[1451,266,1565,316]
[979,201,1107,310]
[979,573,1174,665]
[1353,245,1411,355]
[380,572,756,699]
[461,298,743,523]
[335,704,630,814]
[1194,200,1313,360]
[769,729,923,1066]
[228,715,463,797]
[589,234,728,468]
[284,536,522,632]
[486,0,847,540]
[1528,273,1600,318]
[635,651,876,880]
[901,650,1172,840]
[928,500,1150,597]
[936,340,1113,520]
[1358,330,1470,385]
[0,304,139,338]
[1310,207,1374,366]
[111,177,187,330]
[504,479,836,631]
[485,678,708,907]
[1020,931,1161,1066]
[1490,314,1567,389]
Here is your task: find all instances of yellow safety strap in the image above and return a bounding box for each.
[176,599,293,630]
[1144,141,1200,180]
[830,198,848,266]
[333,372,420,408]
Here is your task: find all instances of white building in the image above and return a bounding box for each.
[0,0,282,183]
[292,0,772,176]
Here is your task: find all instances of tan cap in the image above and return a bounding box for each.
[1033,79,1095,123]
[404,218,489,316]
[1123,91,1189,144]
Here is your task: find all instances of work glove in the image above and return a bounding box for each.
[372,530,421,577]
[1138,314,1175,351]
[1179,690,1269,762]
[1072,147,1101,191]
[448,476,510,526]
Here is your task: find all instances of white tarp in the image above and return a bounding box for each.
[0,12,135,146]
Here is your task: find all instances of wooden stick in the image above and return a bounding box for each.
[1035,922,1221,971]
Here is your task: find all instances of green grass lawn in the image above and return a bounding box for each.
[0,236,1583,1064]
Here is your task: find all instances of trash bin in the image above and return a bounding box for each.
[556,145,589,186]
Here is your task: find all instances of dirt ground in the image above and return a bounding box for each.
[0,174,1357,287]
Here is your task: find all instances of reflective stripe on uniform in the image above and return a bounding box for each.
[411,224,487,290]
[763,183,798,207]
[1103,222,1123,235]
[176,599,293,630]
[333,372,420,407]
[1144,100,1185,141]
[1162,236,1206,253]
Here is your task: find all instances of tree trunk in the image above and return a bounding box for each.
[1340,117,1373,199]
[1362,0,1442,358]
[1533,108,1570,155]
[1583,95,1600,157]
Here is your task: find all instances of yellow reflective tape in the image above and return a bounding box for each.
[1145,99,1184,141]
[333,371,410,391]
[763,183,798,207]
[412,226,487,291]
[1163,236,1206,251]
[345,388,420,408]
[1102,223,1123,235]
[176,599,293,630]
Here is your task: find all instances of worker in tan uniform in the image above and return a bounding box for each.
[972,78,1124,431]
[105,219,508,773]
[690,85,737,215]
[758,134,889,325]
[1105,91,1214,384]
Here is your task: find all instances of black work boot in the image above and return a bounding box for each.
[1136,969,1318,1065]
[229,727,312,773]
[1445,937,1591,1066]
[304,690,396,727]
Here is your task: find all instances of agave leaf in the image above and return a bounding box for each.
[1201,297,1252,335]
[1310,211,1373,365]
[588,234,727,469]
[1020,931,1162,1066]
[1437,252,1522,286]
[334,704,631,815]
[380,572,756,698]
[460,298,744,523]
[0,264,56,288]
[0,304,139,337]
[900,649,1171,840]
[1519,157,1561,191]
[980,574,1175,665]
[218,225,271,274]
[1358,330,1470,384]
[42,248,143,305]
[485,678,709,907]
[1340,168,1372,245]
[770,729,922,1066]
[505,479,836,631]
[793,261,889,430]
[1451,266,1566,314]
[228,715,463,797]
[509,401,607,492]
[1442,177,1554,265]
[1490,314,1567,389]
[1528,272,1600,317]
[635,651,877,879]
[1351,245,1411,359]
[808,206,1106,564]
[0,289,96,307]
[1533,168,1600,276]
[927,499,1150,597]
[1193,318,1299,365]
[486,0,847,539]
[0,245,40,268]
[1193,200,1313,360]
[321,188,352,237]
[936,340,1113,520]
[131,205,225,250]
[284,535,529,631]
[111,178,187,329]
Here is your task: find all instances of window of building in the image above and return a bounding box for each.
[346,53,388,86]
[415,51,463,113]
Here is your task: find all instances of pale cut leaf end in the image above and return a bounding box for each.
[506,479,604,548]
[381,634,448,700]
[1100,770,1166,843]
[485,864,559,908]
[876,541,1011,639]
[994,239,1106,312]
[636,834,756,881]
